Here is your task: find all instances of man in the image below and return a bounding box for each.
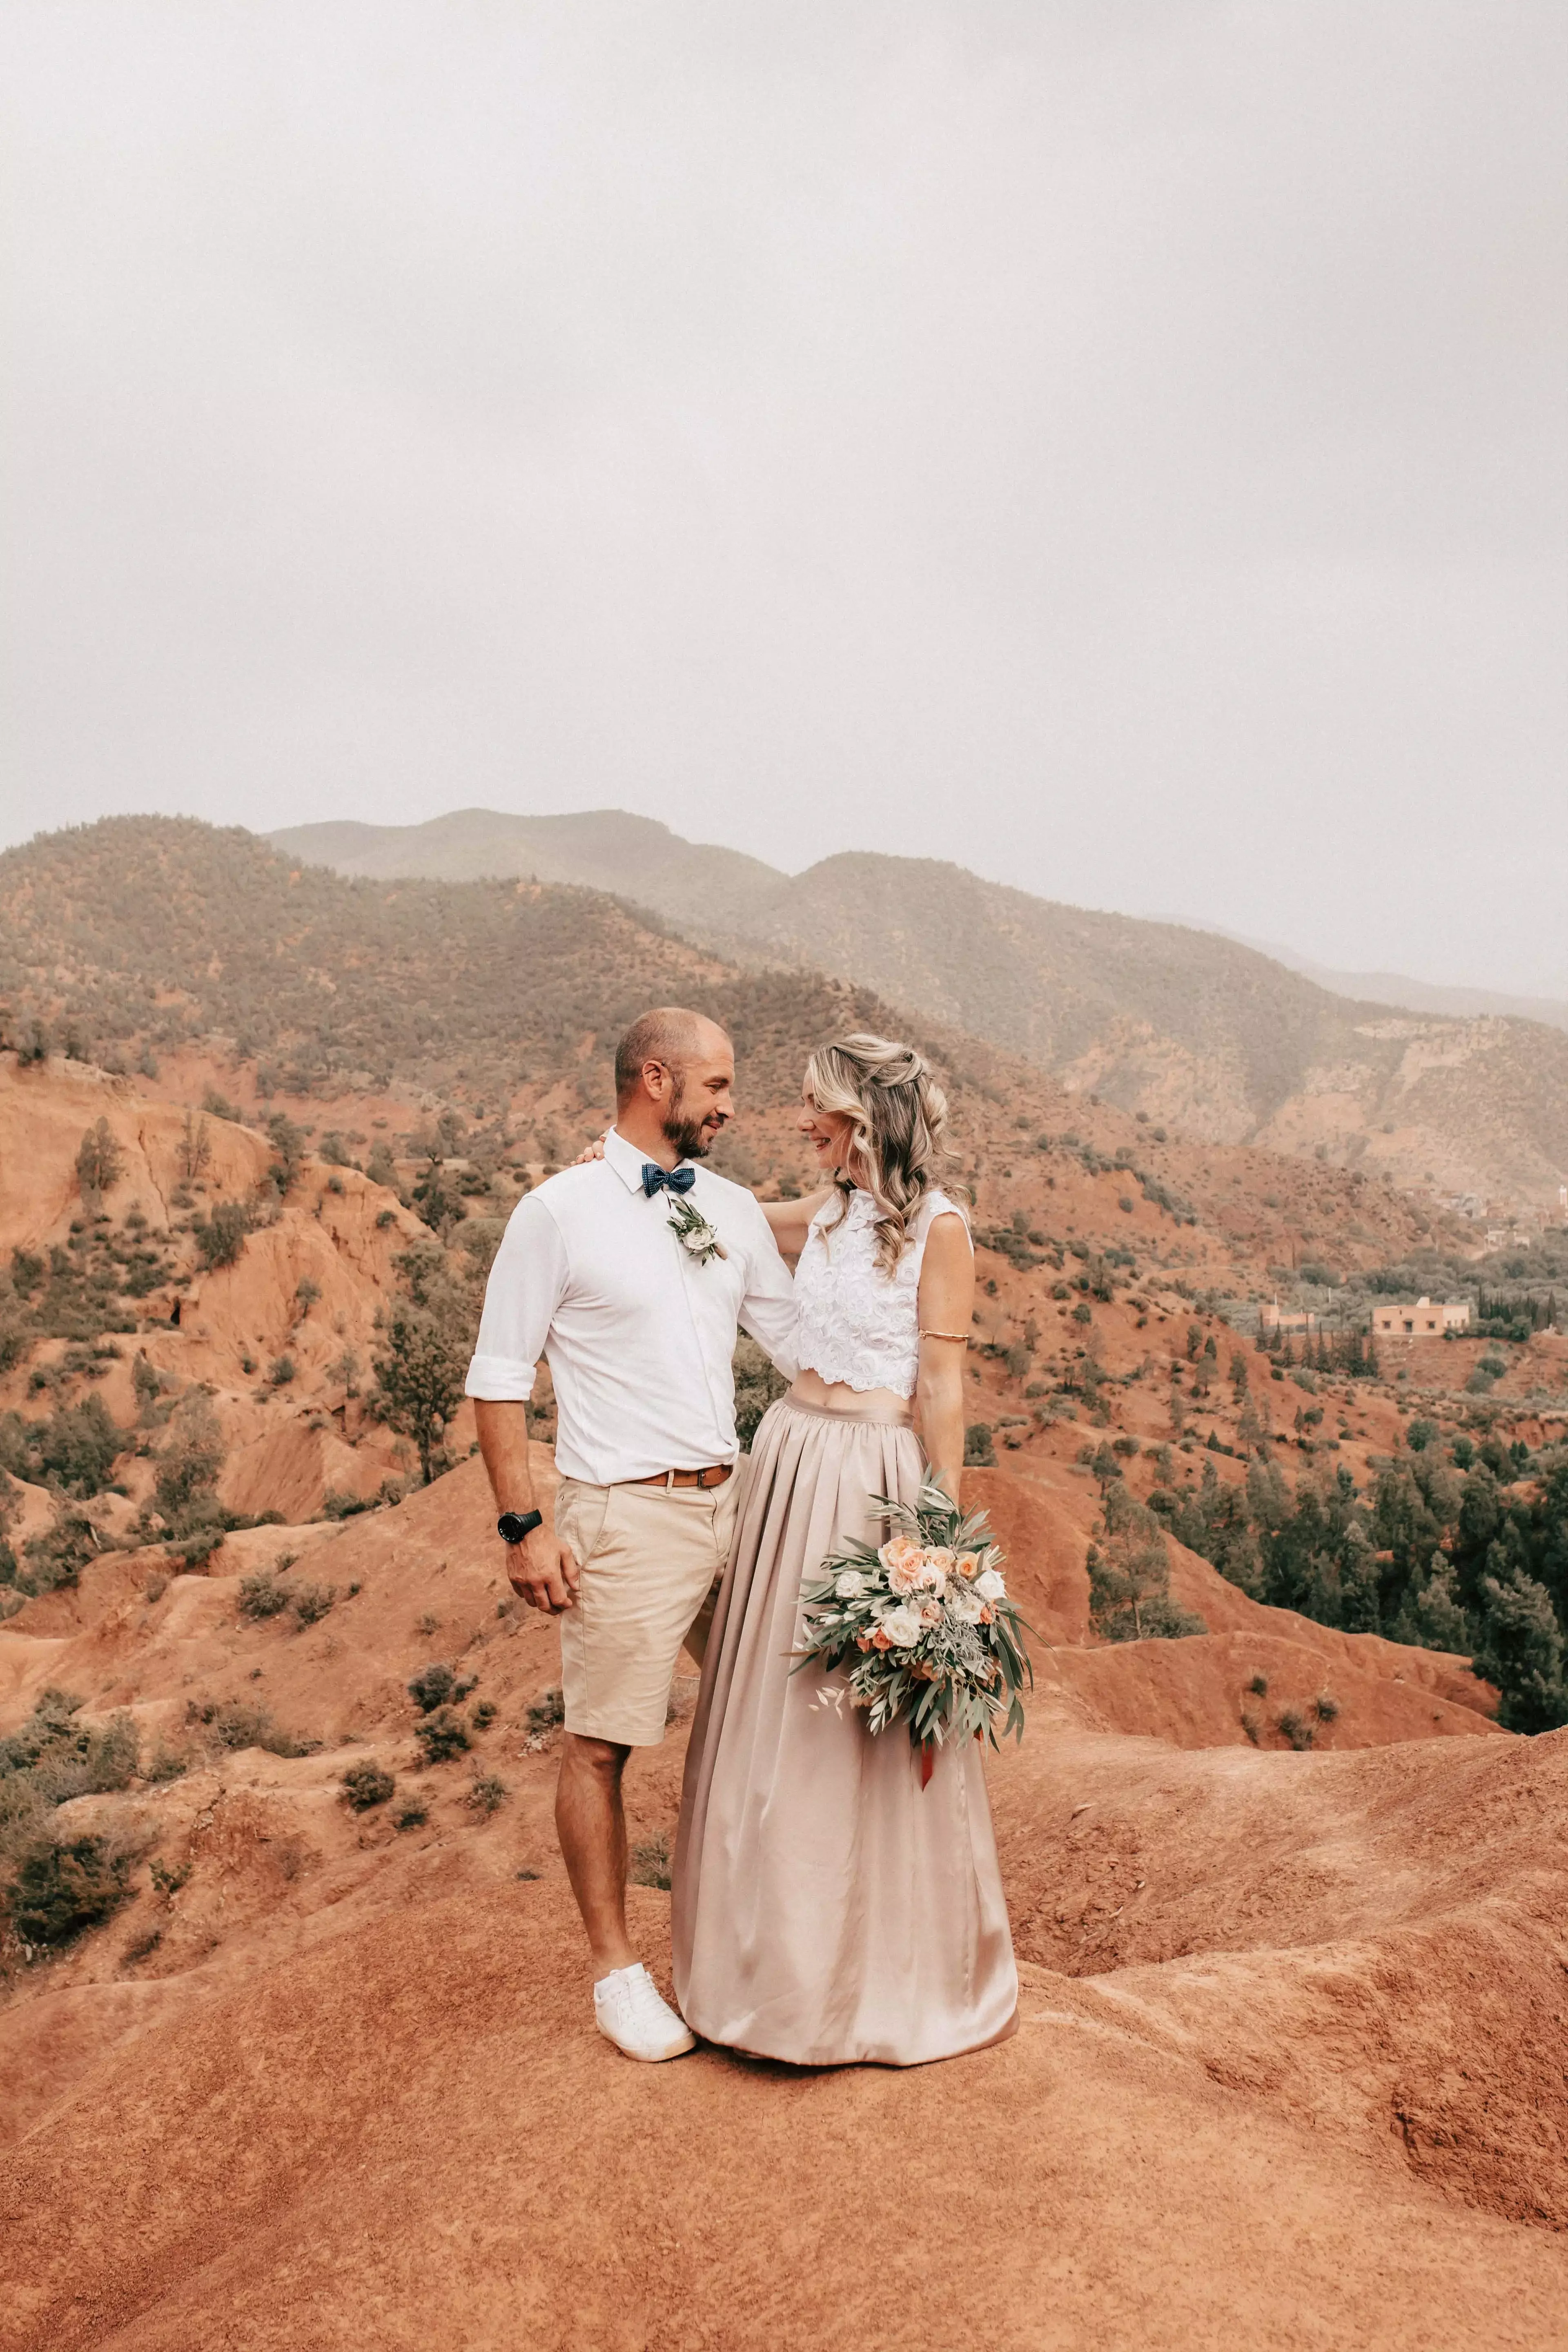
[467,1007,795,2062]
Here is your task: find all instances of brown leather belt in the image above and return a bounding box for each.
[626,1463,733,1490]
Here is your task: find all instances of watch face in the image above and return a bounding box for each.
[498,1510,541,1545]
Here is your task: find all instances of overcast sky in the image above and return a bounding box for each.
[5,2,1565,992]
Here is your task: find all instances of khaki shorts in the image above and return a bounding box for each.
[553,1470,741,1747]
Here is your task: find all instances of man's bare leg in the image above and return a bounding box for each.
[556,1732,638,1976]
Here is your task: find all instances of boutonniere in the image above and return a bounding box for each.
[667,1193,726,1265]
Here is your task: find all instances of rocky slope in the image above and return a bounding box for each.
[269,806,1568,1208]
[0,1452,1564,2350]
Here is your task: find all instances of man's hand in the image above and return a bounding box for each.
[508,1521,581,1614]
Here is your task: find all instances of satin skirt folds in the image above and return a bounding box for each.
[672,1396,1018,2066]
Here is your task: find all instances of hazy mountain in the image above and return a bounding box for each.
[268,808,780,933]
[270,808,1568,1207]
[1163,921,1568,1036]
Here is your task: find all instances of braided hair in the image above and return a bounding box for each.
[803,1033,962,1272]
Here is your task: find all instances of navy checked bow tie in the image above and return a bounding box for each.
[642,1163,696,1197]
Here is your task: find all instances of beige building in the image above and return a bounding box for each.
[1371,1296,1469,1338]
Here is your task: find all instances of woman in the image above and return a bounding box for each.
[672,1033,1018,2065]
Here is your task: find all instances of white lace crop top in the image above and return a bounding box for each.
[792,1187,969,1399]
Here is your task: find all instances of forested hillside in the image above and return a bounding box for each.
[0,817,911,1113]
[270,808,1568,1207]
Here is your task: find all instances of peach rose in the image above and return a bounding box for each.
[955,1552,982,1581]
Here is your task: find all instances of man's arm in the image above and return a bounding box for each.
[473,1399,578,1614]
[466,1194,579,1614]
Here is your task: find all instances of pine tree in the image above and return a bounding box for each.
[1472,1556,1568,1734]
[371,1242,473,1485]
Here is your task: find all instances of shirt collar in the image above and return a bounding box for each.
[604,1125,693,1195]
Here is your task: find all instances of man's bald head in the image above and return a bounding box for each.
[614,1007,730,1105]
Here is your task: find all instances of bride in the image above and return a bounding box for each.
[672,1033,1018,2065]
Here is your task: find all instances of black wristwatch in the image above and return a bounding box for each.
[497,1510,544,1546]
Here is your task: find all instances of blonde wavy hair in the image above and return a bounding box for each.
[804,1033,961,1272]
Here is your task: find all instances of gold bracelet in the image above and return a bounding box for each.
[919,1329,969,1342]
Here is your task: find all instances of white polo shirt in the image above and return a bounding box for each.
[464,1125,797,1486]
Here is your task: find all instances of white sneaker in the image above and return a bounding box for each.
[593,1963,696,2062]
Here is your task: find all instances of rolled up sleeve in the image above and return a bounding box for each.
[737,1200,798,1379]
[464,1193,566,1401]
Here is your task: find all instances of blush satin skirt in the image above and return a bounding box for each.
[672,1395,1018,2066]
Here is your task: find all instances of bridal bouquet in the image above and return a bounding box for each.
[796,1481,1031,1784]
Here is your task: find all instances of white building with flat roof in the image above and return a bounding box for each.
[1371,1296,1469,1338]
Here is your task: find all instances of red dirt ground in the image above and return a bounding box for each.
[2,1453,1565,2349]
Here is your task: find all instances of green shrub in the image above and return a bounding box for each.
[199,1700,312,1757]
[524,1687,565,1738]
[407,1662,475,1714]
[289,1582,336,1628]
[341,1761,396,1811]
[193,1200,252,1270]
[238,1571,291,1620]
[8,1832,133,1948]
[267,1354,296,1386]
[416,1706,470,1764]
[630,1832,672,1890]
[75,1117,125,1200]
[963,1423,996,1468]
[467,1774,508,1815]
[15,1509,100,1596]
[1275,1708,1314,1751]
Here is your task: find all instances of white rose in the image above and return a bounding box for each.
[947,1585,984,1624]
[880,1605,924,1650]
[834,1568,868,1600]
[679,1222,715,1254]
[974,1567,1007,1602]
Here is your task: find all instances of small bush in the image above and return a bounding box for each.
[393,1802,428,1831]
[470,1698,498,1730]
[238,1571,291,1621]
[963,1422,996,1468]
[524,1686,565,1738]
[630,1832,672,1891]
[193,1200,252,1271]
[202,1700,311,1757]
[341,1761,396,1811]
[267,1355,296,1386]
[290,1582,336,1628]
[9,1832,133,1947]
[407,1662,475,1714]
[1275,1708,1314,1752]
[1313,1691,1340,1723]
[468,1774,508,1815]
[416,1706,470,1764]
[1247,1673,1269,1697]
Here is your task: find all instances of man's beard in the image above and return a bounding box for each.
[663,1086,719,1162]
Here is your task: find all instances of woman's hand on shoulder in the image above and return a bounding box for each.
[573,1134,608,1165]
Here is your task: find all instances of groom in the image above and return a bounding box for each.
[467,1007,795,2061]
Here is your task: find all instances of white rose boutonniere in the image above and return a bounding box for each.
[666,1192,726,1266]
